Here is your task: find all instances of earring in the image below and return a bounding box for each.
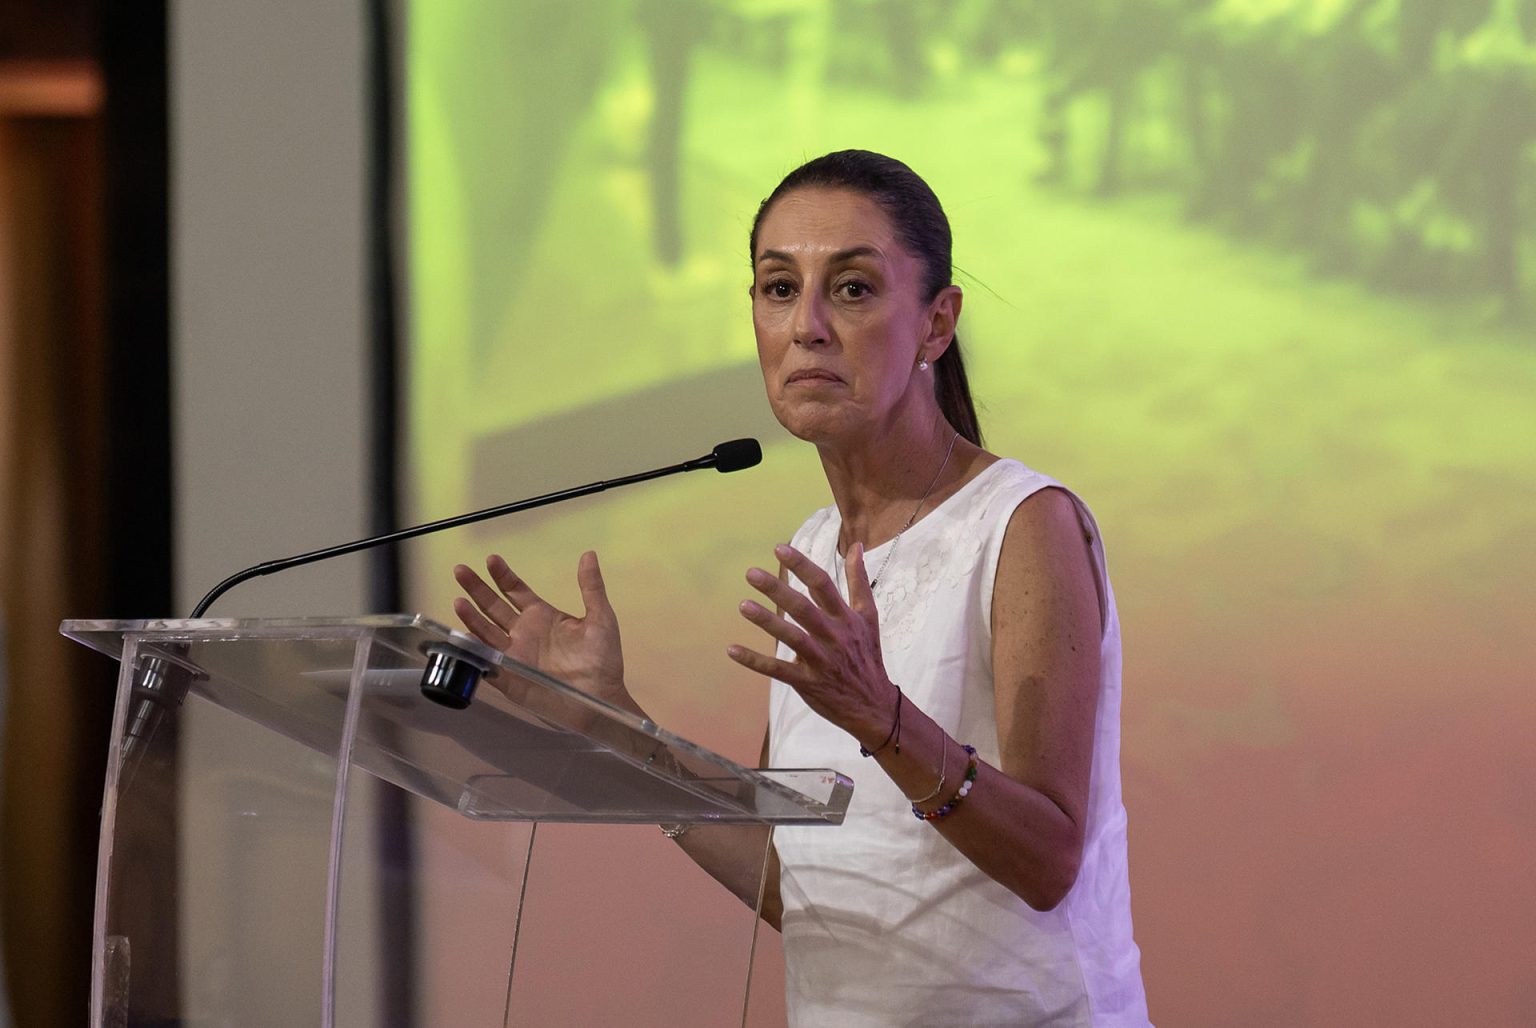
[917,358,929,371]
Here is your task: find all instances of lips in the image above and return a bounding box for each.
[786,368,844,385]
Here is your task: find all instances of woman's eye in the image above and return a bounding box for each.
[837,280,871,299]
[762,279,795,299]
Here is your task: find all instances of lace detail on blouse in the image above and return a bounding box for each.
[859,467,1000,653]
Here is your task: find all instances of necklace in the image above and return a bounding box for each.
[868,430,961,590]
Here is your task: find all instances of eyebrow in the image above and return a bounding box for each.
[755,245,883,266]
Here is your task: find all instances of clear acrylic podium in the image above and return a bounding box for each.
[61,616,853,1026]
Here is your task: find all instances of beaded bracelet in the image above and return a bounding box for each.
[859,685,903,757]
[912,745,978,821]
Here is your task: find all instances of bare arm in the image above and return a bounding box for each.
[728,488,1102,911]
[663,729,782,930]
[869,488,1101,909]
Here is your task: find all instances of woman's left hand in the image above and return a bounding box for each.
[727,542,897,749]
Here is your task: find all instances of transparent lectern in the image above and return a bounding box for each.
[62,616,852,1027]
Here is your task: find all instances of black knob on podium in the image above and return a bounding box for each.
[419,645,489,709]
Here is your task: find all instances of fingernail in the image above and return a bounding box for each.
[774,543,792,558]
[740,600,762,615]
[726,645,742,659]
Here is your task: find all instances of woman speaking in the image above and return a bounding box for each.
[454,150,1149,1026]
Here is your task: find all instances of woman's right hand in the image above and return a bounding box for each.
[452,550,636,716]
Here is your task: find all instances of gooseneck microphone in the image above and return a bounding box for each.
[190,437,763,616]
[120,439,763,777]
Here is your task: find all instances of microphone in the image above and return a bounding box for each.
[696,437,762,473]
[118,439,763,775]
[190,437,762,617]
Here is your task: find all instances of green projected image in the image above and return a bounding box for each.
[406,3,1536,1023]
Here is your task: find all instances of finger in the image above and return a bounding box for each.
[738,598,821,663]
[774,543,846,613]
[485,554,548,612]
[745,566,826,629]
[576,550,615,622]
[844,541,879,619]
[453,596,512,651]
[726,642,816,687]
[454,563,519,628]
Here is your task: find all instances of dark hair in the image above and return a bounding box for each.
[749,150,982,446]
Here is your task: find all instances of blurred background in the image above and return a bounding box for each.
[2,0,1534,1024]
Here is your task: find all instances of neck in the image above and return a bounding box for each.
[818,404,961,553]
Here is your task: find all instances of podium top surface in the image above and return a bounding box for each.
[62,615,852,826]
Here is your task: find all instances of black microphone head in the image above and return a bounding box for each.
[712,438,762,473]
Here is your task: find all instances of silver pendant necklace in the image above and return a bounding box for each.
[868,430,961,590]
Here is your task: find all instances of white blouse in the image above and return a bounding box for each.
[768,459,1149,1027]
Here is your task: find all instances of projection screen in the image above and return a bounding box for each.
[403,3,1536,1023]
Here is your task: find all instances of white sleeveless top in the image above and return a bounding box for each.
[768,459,1148,1027]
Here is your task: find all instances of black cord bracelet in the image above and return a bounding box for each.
[859,685,903,757]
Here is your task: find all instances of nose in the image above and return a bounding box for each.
[791,291,830,348]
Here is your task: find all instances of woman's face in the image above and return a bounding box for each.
[751,187,958,444]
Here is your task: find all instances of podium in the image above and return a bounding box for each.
[61,616,852,1026]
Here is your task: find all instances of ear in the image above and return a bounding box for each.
[918,284,963,364]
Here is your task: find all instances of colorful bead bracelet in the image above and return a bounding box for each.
[913,744,978,821]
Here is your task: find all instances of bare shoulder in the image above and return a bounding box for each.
[1008,485,1092,545]
[992,485,1102,637]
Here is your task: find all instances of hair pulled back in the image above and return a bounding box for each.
[749,150,982,446]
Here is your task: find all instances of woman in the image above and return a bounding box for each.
[454,150,1148,1026]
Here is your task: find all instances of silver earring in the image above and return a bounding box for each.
[917,358,929,371]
